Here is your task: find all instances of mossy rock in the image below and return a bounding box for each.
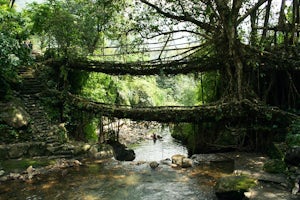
[263,159,287,173]
[215,175,257,200]
[0,98,30,129]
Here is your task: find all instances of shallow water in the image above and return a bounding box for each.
[132,127,188,161]
[0,127,219,200]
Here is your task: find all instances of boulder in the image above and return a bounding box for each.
[149,161,159,169]
[107,140,136,161]
[263,159,287,173]
[160,158,172,165]
[27,142,46,157]
[191,153,234,173]
[88,144,114,160]
[171,154,193,168]
[215,175,257,200]
[8,143,29,158]
[0,100,30,129]
[172,154,186,166]
[285,146,300,166]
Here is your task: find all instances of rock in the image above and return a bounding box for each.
[267,142,287,159]
[215,175,257,200]
[88,144,114,160]
[234,169,289,185]
[0,170,5,176]
[149,161,159,169]
[292,182,299,195]
[0,99,30,128]
[160,158,172,165]
[171,154,192,168]
[82,144,91,151]
[107,140,136,161]
[8,143,29,158]
[171,154,186,165]
[26,165,35,180]
[285,146,300,166]
[182,158,193,168]
[9,173,21,180]
[191,153,234,173]
[27,142,46,157]
[0,145,8,159]
[263,159,287,173]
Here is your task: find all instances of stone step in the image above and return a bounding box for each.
[48,155,73,159]
[18,67,75,158]
[52,150,74,155]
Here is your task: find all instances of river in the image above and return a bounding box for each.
[0,127,219,200]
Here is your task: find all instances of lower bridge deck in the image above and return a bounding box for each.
[66,94,294,124]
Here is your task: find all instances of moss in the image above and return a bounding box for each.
[215,175,257,192]
[1,158,55,172]
[84,119,98,142]
[263,159,287,174]
[171,123,192,144]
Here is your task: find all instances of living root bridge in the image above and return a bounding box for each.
[66,93,297,124]
[46,58,220,75]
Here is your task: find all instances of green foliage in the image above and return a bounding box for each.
[171,123,193,144]
[0,2,31,97]
[84,118,99,142]
[81,72,117,103]
[263,159,287,174]
[0,123,19,143]
[196,72,221,104]
[156,74,199,106]
[26,0,126,57]
[286,119,300,147]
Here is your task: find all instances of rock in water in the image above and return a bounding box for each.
[107,140,136,161]
[171,154,186,166]
[292,182,299,195]
[171,154,193,168]
[149,161,159,169]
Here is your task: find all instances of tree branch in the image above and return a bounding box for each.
[140,0,215,33]
[237,0,268,25]
[144,29,211,40]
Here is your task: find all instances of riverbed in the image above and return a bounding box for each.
[0,126,298,200]
[0,126,219,200]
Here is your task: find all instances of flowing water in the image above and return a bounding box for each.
[0,127,220,200]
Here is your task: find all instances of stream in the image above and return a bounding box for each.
[0,127,220,200]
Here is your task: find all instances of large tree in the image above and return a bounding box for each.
[133,0,299,104]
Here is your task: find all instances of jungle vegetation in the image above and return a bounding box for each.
[1,0,300,153]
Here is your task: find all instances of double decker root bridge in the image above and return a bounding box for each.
[43,43,300,125]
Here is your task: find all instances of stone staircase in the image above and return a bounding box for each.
[18,66,75,158]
